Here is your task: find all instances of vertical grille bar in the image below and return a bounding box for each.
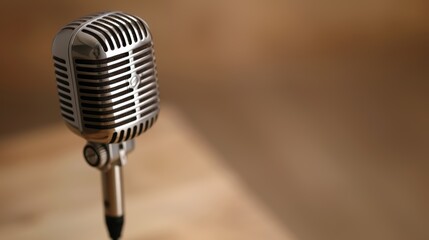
[53,56,75,123]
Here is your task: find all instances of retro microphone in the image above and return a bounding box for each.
[51,11,160,240]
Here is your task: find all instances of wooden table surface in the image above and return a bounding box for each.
[0,106,294,240]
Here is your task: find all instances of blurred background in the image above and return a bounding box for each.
[1,0,428,239]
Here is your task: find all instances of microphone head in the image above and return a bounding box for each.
[52,12,160,144]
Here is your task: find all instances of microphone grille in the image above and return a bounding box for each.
[53,56,76,124]
[79,12,149,51]
[76,41,159,143]
[52,11,160,144]
[61,12,105,31]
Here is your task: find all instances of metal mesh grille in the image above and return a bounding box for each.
[75,42,159,134]
[80,12,149,51]
[110,114,158,143]
[53,56,75,123]
[61,13,104,31]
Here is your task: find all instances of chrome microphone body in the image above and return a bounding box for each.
[52,11,160,240]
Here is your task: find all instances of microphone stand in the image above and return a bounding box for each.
[83,140,135,240]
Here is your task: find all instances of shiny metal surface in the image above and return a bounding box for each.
[84,140,134,170]
[51,11,160,237]
[102,164,124,217]
[84,140,134,218]
[52,11,160,144]
[83,143,107,167]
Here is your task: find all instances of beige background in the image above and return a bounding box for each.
[0,107,295,240]
[0,1,428,240]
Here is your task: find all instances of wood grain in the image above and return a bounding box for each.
[0,106,294,240]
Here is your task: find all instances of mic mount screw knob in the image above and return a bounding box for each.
[84,143,108,169]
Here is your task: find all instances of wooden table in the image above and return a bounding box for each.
[0,106,294,240]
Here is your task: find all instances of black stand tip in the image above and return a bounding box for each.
[105,215,124,240]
